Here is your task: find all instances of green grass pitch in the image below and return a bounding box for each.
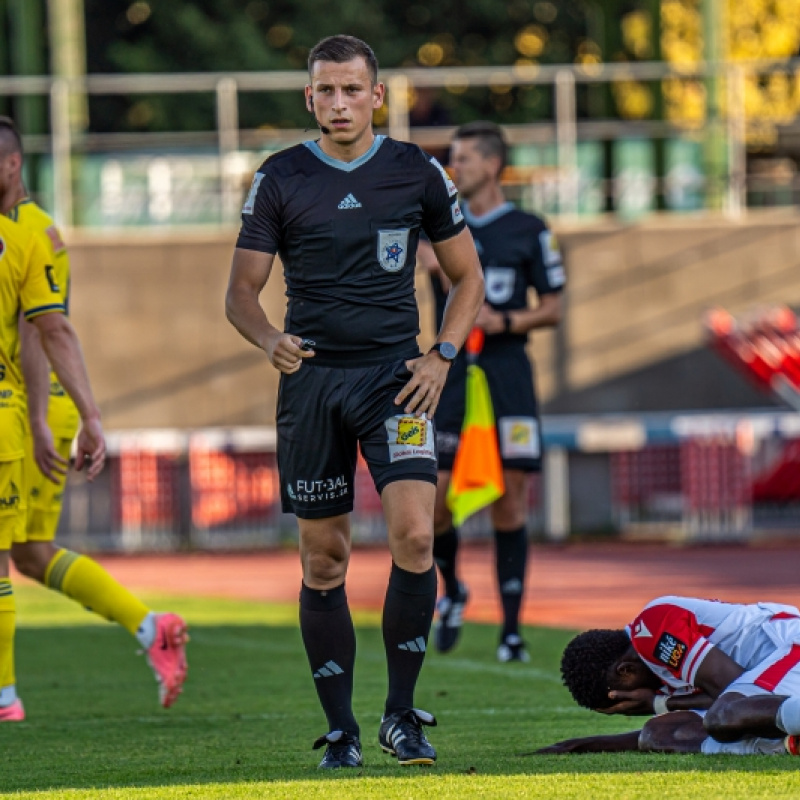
[2,580,800,799]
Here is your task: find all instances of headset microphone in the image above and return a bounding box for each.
[308,96,331,135]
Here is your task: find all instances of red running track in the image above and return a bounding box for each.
[33,542,800,630]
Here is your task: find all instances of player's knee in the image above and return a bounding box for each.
[638,716,669,751]
[704,700,745,742]
[302,549,348,585]
[395,526,433,559]
[10,546,47,583]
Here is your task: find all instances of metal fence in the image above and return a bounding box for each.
[6,58,800,227]
[55,411,800,553]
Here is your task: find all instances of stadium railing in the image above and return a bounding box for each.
[6,58,800,226]
[56,410,800,553]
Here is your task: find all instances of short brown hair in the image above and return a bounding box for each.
[308,35,379,85]
[454,120,508,172]
[0,116,23,156]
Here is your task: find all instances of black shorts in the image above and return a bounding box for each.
[277,357,438,519]
[435,345,542,473]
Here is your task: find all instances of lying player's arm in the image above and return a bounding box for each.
[30,312,105,480]
[531,730,642,755]
[19,313,68,483]
[395,229,484,417]
[226,248,313,375]
[601,688,716,716]
[693,646,745,700]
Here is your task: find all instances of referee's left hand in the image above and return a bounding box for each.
[395,353,451,417]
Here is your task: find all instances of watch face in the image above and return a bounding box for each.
[438,342,458,361]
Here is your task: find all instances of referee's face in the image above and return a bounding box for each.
[306,57,385,156]
[450,139,498,200]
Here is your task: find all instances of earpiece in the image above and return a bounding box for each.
[308,94,330,135]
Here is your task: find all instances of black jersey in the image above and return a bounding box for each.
[237,135,465,366]
[431,201,565,351]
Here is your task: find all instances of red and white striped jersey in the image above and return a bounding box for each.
[626,596,800,692]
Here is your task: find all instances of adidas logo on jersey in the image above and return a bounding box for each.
[337,193,362,210]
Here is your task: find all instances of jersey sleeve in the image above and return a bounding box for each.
[628,600,715,689]
[21,235,65,320]
[236,166,282,254]
[421,156,466,244]
[39,224,71,310]
[527,222,566,295]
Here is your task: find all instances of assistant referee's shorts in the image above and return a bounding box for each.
[277,356,438,520]
[435,345,542,473]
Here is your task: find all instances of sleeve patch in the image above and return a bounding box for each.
[547,265,566,287]
[655,632,688,671]
[451,201,463,225]
[242,173,265,215]
[539,230,562,267]
[430,157,458,197]
[45,225,66,253]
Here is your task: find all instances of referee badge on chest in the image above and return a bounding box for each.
[377,229,409,272]
[484,267,516,304]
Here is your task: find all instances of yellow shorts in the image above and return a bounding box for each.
[0,389,25,462]
[0,459,25,550]
[47,382,80,440]
[19,434,73,543]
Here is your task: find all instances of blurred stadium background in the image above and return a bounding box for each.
[4,0,800,553]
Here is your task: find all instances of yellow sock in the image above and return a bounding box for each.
[0,580,16,691]
[44,549,150,636]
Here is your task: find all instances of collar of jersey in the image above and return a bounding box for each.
[303,135,386,172]
[462,201,514,228]
[8,197,33,221]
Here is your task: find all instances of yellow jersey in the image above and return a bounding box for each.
[9,199,79,437]
[0,214,65,458]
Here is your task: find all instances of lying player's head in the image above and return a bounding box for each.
[0,116,23,196]
[560,628,637,710]
[450,121,508,198]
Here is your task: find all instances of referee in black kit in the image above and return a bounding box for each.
[226,35,484,769]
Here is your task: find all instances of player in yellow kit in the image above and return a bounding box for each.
[0,192,105,720]
[0,117,188,717]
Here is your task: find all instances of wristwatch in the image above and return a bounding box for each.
[430,342,458,362]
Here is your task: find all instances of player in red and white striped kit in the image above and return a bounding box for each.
[558,595,800,754]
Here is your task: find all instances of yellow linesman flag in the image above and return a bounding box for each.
[446,333,505,526]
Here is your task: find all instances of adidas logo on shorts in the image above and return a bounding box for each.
[337,193,362,210]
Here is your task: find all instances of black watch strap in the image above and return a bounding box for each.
[430,341,458,362]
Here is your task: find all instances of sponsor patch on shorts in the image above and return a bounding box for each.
[386,415,435,462]
[499,417,539,459]
[655,632,688,671]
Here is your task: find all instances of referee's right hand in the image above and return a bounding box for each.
[266,332,315,374]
